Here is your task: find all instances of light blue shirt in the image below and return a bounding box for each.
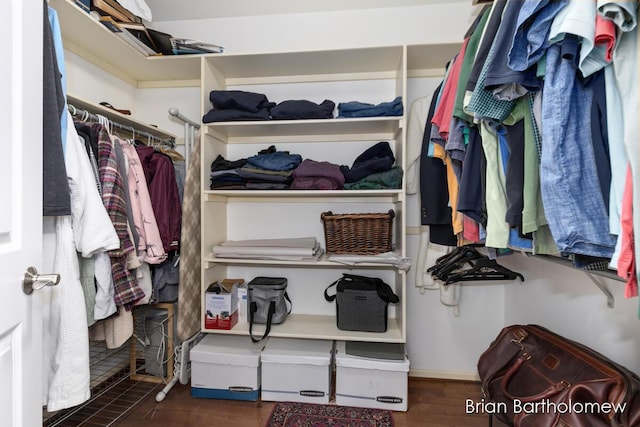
[49,7,67,153]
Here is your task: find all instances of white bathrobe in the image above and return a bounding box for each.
[42,112,120,411]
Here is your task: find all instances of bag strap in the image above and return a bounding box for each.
[324,274,399,304]
[375,280,399,304]
[324,279,340,302]
[284,292,292,314]
[249,300,275,343]
[345,274,399,304]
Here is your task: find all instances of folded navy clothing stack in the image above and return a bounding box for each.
[340,141,402,190]
[203,90,275,123]
[291,159,345,190]
[341,141,395,182]
[337,96,403,118]
[202,90,339,123]
[270,99,335,120]
[209,154,247,189]
[241,150,303,189]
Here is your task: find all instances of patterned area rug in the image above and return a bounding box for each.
[265,402,394,427]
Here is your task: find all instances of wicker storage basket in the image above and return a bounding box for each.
[321,210,395,255]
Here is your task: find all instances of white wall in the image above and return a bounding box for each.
[65,51,201,152]
[65,50,137,110]
[63,2,640,378]
[501,255,640,375]
[149,3,476,54]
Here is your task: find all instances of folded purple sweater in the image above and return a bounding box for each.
[291,159,344,190]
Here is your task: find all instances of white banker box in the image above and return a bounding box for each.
[335,340,410,411]
[190,334,265,401]
[261,338,334,404]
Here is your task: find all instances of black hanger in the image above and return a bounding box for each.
[428,243,485,271]
[444,257,524,285]
[428,245,485,280]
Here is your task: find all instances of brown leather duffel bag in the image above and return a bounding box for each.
[478,325,640,427]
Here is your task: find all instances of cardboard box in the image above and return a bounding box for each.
[204,279,243,330]
[335,341,410,411]
[190,334,265,401]
[261,338,334,404]
[236,282,248,323]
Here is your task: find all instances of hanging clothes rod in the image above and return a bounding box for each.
[168,107,200,166]
[68,103,176,148]
[169,107,200,129]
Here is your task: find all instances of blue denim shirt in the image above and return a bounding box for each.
[247,152,303,171]
[508,0,569,72]
[539,36,616,258]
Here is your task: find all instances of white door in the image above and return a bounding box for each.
[1,0,44,426]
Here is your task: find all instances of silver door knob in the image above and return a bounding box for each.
[22,267,60,295]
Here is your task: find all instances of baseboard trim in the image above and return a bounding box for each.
[409,369,480,381]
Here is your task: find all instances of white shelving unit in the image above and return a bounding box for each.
[198,43,460,344]
[52,0,463,352]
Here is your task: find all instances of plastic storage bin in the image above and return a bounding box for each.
[335,340,410,411]
[190,334,265,401]
[261,338,334,404]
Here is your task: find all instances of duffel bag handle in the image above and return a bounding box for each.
[249,300,275,343]
[501,353,571,402]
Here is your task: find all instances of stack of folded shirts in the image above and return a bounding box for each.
[337,96,403,118]
[340,141,402,189]
[212,237,324,261]
[239,150,303,190]
[209,154,248,189]
[270,99,335,120]
[202,90,275,123]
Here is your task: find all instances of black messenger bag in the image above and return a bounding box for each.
[324,273,399,332]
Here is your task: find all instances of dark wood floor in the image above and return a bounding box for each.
[112,377,492,427]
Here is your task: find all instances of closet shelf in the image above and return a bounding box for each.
[50,0,201,87]
[67,94,178,141]
[204,189,403,203]
[203,254,405,269]
[202,46,405,82]
[202,314,404,343]
[204,117,403,143]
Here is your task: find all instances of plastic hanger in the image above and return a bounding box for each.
[429,243,485,272]
[428,245,485,280]
[444,258,524,285]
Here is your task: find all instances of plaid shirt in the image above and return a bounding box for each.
[94,124,144,308]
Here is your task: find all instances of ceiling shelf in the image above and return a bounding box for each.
[50,0,202,87]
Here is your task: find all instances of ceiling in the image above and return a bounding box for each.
[144,0,467,22]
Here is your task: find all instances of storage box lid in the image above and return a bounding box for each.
[335,341,410,372]
[261,338,333,366]
[190,334,264,367]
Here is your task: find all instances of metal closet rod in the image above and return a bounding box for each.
[168,107,200,129]
[68,104,176,148]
